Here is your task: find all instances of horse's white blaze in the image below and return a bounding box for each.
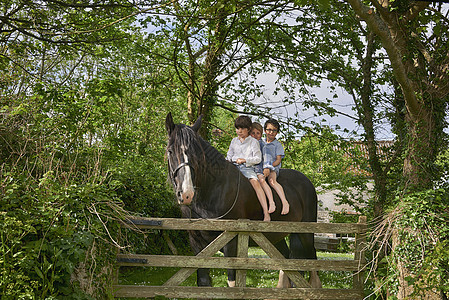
[180,146,194,205]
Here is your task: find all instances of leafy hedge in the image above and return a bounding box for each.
[1,172,120,299]
[377,189,449,297]
[1,69,188,298]
[1,156,184,299]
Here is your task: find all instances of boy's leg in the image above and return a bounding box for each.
[250,178,270,221]
[258,174,275,213]
[268,171,289,215]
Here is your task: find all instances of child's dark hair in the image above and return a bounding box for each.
[234,115,252,130]
[264,118,280,131]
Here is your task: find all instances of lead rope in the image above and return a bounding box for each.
[191,170,241,220]
[212,170,241,220]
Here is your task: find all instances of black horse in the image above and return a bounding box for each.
[165,112,321,288]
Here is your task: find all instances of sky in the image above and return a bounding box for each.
[251,72,397,141]
[254,72,449,141]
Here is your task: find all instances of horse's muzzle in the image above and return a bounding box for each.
[178,189,194,205]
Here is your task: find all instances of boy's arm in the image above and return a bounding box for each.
[226,138,235,162]
[272,140,285,167]
[263,158,278,171]
[272,155,282,167]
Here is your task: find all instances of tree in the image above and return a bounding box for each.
[0,0,136,44]
[345,0,448,189]
[233,1,448,296]
[0,1,188,297]
[2,0,448,297]
[138,0,311,136]
[343,0,449,297]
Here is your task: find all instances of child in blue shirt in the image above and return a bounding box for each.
[261,119,289,215]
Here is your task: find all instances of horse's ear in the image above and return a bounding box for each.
[191,115,203,132]
[165,112,175,135]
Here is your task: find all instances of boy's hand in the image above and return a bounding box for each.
[263,168,270,177]
[236,158,246,164]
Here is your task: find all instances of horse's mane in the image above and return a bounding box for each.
[170,123,228,184]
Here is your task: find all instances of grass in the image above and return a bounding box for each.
[117,248,355,299]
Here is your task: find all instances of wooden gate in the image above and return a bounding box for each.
[113,216,367,299]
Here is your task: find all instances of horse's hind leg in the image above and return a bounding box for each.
[274,238,291,288]
[290,233,322,288]
[309,269,321,288]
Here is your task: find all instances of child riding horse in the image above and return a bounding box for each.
[165,112,321,289]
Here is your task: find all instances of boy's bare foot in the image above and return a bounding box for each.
[281,202,290,215]
[263,214,271,221]
[268,201,276,213]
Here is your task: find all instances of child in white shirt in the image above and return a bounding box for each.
[226,115,271,221]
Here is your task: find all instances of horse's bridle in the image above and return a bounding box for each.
[169,156,241,220]
[171,162,192,182]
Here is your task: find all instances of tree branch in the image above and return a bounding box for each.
[346,0,422,121]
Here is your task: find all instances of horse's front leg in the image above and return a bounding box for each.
[188,230,213,287]
[222,238,237,287]
[226,269,236,287]
[276,270,291,288]
[196,268,213,300]
[197,268,212,286]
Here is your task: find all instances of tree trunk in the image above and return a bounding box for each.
[403,109,434,190]
[178,1,227,138]
[187,59,197,124]
[358,31,387,218]
[196,7,227,139]
[391,230,414,298]
[346,0,446,297]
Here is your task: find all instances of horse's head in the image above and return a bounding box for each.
[165,112,202,205]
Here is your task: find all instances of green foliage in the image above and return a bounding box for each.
[208,109,237,155]
[1,0,136,46]
[0,24,184,297]
[435,148,449,188]
[111,159,175,217]
[379,189,449,297]
[1,171,120,299]
[0,102,185,298]
[1,0,449,297]
[283,129,372,213]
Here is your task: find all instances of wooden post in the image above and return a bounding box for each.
[113,226,122,286]
[235,231,249,287]
[353,216,367,292]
